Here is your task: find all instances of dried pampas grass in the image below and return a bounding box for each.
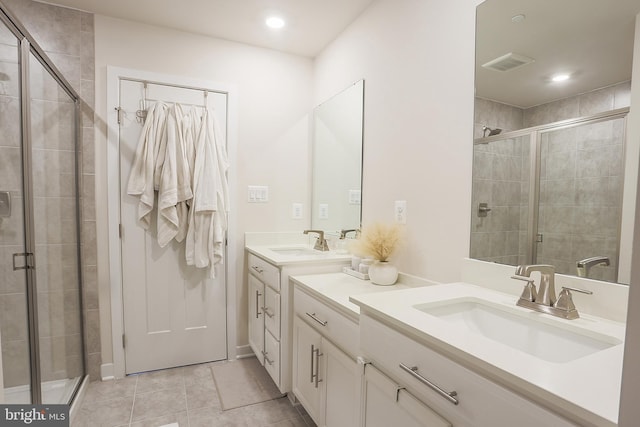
[349,222,403,261]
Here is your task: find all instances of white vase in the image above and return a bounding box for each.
[368,261,398,286]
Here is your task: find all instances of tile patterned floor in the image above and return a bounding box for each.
[72,361,317,427]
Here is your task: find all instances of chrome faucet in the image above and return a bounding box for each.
[511,264,592,320]
[339,229,359,239]
[303,229,330,251]
[576,256,610,278]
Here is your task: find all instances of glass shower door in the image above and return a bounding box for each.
[536,117,625,281]
[29,51,83,403]
[0,16,31,405]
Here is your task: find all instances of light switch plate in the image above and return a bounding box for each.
[348,190,361,205]
[248,186,269,203]
[0,191,10,217]
[292,203,303,219]
[319,204,329,219]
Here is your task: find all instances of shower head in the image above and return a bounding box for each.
[482,126,502,137]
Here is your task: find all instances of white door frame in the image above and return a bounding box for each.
[106,66,238,378]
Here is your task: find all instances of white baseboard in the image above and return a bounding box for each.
[100,363,115,381]
[235,345,254,359]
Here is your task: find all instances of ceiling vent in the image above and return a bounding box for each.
[482,52,534,72]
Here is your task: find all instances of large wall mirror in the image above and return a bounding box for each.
[471,0,640,284]
[311,80,364,232]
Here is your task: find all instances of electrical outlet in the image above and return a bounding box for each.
[395,200,407,224]
[292,203,303,219]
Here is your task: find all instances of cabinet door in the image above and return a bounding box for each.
[264,285,281,340]
[263,329,280,385]
[248,275,265,364]
[362,364,451,427]
[293,316,323,425]
[323,339,359,427]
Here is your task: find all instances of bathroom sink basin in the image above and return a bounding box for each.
[270,247,321,256]
[414,298,622,363]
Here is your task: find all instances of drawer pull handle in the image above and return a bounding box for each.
[399,363,459,405]
[306,312,327,326]
[251,265,264,274]
[255,290,262,318]
[261,350,274,366]
[263,307,275,318]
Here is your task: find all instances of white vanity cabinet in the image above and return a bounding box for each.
[292,286,361,427]
[359,314,580,427]
[246,250,350,394]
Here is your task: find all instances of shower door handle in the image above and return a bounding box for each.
[13,252,34,270]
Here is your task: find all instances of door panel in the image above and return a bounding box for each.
[292,317,323,424]
[0,25,30,403]
[118,79,228,373]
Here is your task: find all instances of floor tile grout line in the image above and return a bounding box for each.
[127,375,138,427]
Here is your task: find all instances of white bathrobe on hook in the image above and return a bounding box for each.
[156,104,194,247]
[127,102,168,229]
[185,107,229,277]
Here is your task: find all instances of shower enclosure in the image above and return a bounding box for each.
[0,3,85,404]
[471,109,627,283]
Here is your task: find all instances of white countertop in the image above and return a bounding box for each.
[350,282,626,427]
[246,244,352,267]
[290,272,431,322]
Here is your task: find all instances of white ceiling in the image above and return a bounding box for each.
[39,0,375,58]
[476,0,640,109]
[41,0,640,108]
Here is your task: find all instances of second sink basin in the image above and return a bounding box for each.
[414,298,622,363]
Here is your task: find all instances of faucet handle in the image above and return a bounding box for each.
[554,287,593,312]
[561,286,593,295]
[511,275,537,302]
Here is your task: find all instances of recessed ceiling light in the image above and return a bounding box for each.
[266,16,285,29]
[551,73,570,82]
[511,14,526,23]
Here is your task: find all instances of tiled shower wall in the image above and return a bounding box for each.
[472,82,630,281]
[1,0,99,381]
[470,135,530,265]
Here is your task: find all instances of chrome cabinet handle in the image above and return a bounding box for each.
[251,265,264,274]
[255,290,262,318]
[263,307,275,318]
[306,312,327,326]
[312,345,323,388]
[310,344,315,383]
[399,363,459,405]
[261,350,274,366]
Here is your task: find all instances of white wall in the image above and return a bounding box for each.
[617,13,640,427]
[314,0,482,282]
[94,15,314,365]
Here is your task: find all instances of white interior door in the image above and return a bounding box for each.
[118,79,228,374]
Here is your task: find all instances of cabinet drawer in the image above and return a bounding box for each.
[248,253,280,291]
[294,286,358,358]
[264,285,281,340]
[264,329,280,386]
[363,363,451,427]
[360,315,578,427]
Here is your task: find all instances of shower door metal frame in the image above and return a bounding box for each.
[473,107,629,274]
[0,0,85,405]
